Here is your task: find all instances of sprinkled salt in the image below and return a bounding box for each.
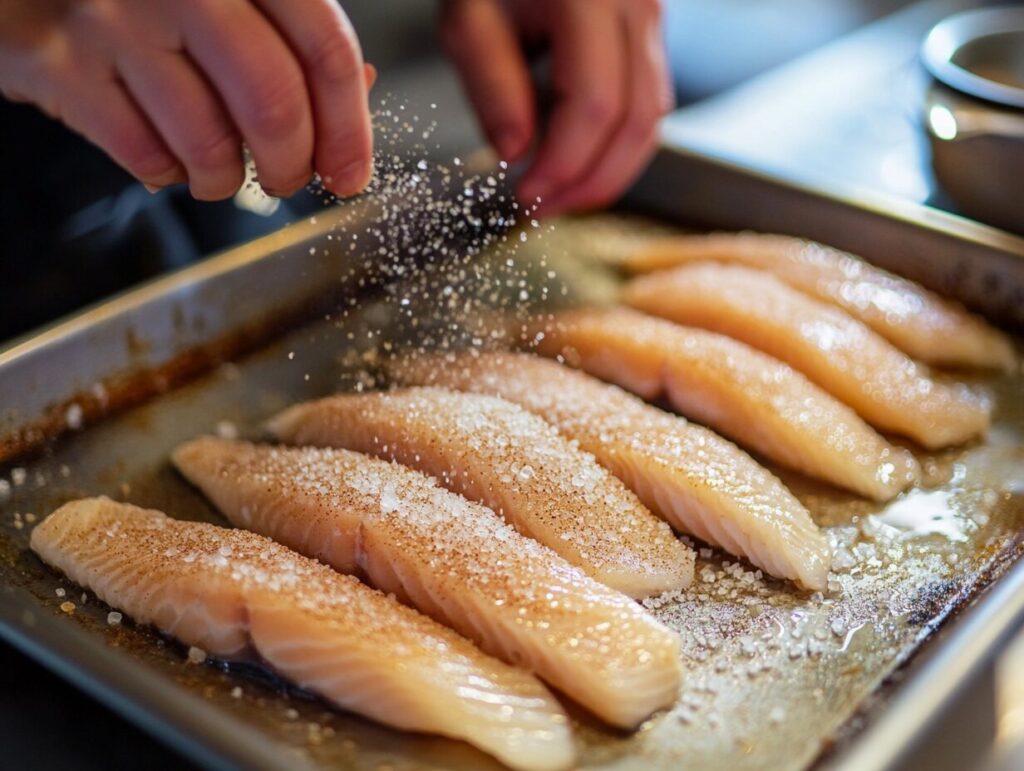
[107,611,123,626]
[187,646,207,664]
[65,402,84,430]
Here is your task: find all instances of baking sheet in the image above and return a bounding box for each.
[1,204,1022,770]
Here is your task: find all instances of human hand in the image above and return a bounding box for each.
[0,0,375,200]
[440,0,673,217]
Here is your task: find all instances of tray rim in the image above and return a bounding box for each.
[1,143,1023,771]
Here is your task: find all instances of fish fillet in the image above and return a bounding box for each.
[268,387,693,599]
[623,264,992,448]
[388,351,832,591]
[173,438,683,728]
[622,232,1015,371]
[533,308,921,503]
[30,497,575,771]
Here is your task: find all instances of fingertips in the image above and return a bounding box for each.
[118,49,245,201]
[515,1,625,204]
[440,0,535,163]
[255,0,374,198]
[523,0,671,217]
[62,78,185,190]
[182,0,315,198]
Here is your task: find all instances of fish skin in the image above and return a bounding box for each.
[30,497,576,771]
[268,387,695,599]
[387,350,832,591]
[622,264,992,449]
[173,437,684,729]
[531,307,921,505]
[623,232,1016,372]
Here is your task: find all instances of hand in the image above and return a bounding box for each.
[440,0,673,217]
[0,0,375,200]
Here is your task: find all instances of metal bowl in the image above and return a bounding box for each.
[921,7,1024,233]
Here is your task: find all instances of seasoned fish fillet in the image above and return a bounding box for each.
[173,438,683,728]
[623,264,992,448]
[534,308,921,504]
[268,387,694,599]
[622,232,1016,371]
[388,351,832,590]
[30,498,575,771]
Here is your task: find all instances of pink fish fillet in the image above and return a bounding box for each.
[388,350,832,591]
[623,263,992,448]
[622,232,1015,371]
[268,387,695,599]
[174,437,684,728]
[30,497,576,771]
[532,307,921,503]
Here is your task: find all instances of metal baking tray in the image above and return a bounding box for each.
[1,144,1022,771]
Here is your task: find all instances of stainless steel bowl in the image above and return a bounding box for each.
[921,7,1024,233]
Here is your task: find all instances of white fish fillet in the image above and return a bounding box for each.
[622,232,1016,371]
[623,264,992,448]
[387,350,833,591]
[173,437,684,728]
[532,308,921,503]
[268,387,695,599]
[30,497,575,771]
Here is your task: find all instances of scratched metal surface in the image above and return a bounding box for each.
[0,209,1022,771]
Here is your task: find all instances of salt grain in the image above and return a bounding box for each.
[65,402,84,430]
[187,646,207,664]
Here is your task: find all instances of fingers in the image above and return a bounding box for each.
[441,0,535,162]
[534,0,671,215]
[255,0,375,197]
[60,77,185,189]
[180,0,315,197]
[517,0,626,205]
[117,49,244,200]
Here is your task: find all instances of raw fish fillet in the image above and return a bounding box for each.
[268,387,694,599]
[388,351,832,591]
[534,308,921,503]
[622,232,1015,371]
[174,438,683,728]
[30,497,575,771]
[623,264,992,448]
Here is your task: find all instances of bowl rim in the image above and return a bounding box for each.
[921,7,1024,110]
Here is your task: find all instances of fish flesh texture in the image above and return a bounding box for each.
[268,387,694,599]
[30,497,575,771]
[621,232,1015,371]
[173,437,684,728]
[533,307,921,503]
[388,351,832,591]
[622,264,992,448]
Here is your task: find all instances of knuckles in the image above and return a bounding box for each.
[181,124,241,172]
[245,73,307,141]
[306,32,362,88]
[578,92,622,129]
